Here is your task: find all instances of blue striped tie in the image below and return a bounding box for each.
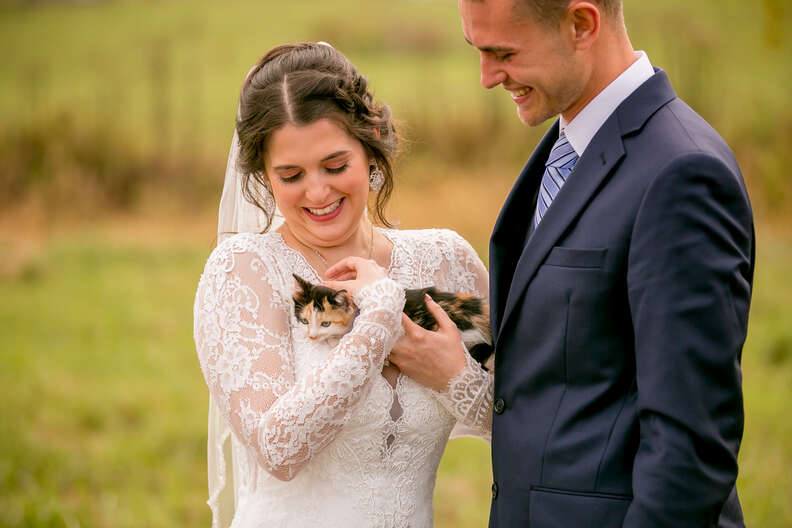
[533,132,579,228]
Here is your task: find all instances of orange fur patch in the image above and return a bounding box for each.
[299,303,314,322]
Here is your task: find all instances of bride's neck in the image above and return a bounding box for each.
[281,220,376,270]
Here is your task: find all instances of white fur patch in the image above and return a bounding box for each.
[460,328,490,347]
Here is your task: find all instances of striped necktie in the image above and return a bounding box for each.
[533,131,579,228]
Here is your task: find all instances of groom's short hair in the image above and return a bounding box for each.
[512,0,623,27]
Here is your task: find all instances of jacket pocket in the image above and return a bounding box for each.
[544,247,608,269]
[529,485,631,527]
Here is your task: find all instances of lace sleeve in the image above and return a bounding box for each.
[194,238,405,481]
[433,231,494,441]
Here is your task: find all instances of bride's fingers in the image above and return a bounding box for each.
[323,266,353,280]
[324,256,365,279]
[399,312,424,338]
[319,271,356,285]
[325,256,385,284]
[424,294,458,333]
[321,280,348,291]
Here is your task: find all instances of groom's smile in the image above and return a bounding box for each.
[507,85,532,104]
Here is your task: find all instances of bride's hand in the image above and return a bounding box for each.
[322,256,387,297]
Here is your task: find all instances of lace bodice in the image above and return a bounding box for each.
[194,228,493,528]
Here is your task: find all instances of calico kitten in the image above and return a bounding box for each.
[292,274,494,367]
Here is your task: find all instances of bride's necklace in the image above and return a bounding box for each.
[296,221,375,272]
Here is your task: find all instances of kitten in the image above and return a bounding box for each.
[292,274,494,367]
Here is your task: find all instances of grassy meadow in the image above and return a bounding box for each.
[1,0,791,526]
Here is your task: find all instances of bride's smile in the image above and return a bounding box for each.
[304,197,344,220]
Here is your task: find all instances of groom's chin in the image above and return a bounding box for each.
[516,106,544,128]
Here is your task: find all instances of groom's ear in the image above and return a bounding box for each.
[566,2,600,51]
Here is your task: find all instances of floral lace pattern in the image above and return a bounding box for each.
[435,347,494,442]
[194,228,493,527]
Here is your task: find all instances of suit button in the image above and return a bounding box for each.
[494,398,506,414]
[492,482,499,500]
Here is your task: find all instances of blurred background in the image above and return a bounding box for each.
[1,0,790,526]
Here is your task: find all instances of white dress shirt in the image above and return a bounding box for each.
[560,50,655,157]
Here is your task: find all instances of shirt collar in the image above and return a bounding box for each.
[560,50,654,156]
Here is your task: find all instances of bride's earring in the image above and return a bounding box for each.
[369,160,384,193]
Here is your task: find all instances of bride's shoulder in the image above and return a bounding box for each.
[389,227,475,254]
[204,232,283,274]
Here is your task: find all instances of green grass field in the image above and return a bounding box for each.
[1,222,790,527]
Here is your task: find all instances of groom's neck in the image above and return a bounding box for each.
[561,16,636,123]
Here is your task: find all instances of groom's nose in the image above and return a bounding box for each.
[480,55,507,89]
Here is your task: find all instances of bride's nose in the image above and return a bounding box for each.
[304,173,331,203]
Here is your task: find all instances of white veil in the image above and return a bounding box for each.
[208,120,284,528]
[217,128,284,240]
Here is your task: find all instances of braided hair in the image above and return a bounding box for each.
[236,42,398,231]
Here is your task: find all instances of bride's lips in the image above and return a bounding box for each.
[303,197,345,222]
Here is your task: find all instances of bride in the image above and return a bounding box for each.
[193,42,493,528]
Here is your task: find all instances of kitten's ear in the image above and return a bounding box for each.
[293,274,312,294]
[332,290,353,309]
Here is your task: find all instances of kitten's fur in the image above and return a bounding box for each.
[292,274,494,367]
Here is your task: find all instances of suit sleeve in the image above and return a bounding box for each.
[623,152,753,526]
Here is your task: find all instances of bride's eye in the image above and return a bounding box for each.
[280,171,302,183]
[325,162,349,174]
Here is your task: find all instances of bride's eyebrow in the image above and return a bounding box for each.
[272,151,351,171]
[321,150,351,162]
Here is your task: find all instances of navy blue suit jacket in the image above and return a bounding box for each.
[488,70,753,527]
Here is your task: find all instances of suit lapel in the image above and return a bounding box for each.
[494,69,678,343]
[489,123,559,340]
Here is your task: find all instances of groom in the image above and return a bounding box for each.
[392,0,754,526]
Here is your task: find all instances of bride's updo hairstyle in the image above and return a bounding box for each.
[236,42,398,230]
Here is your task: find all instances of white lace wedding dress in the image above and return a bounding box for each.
[194,227,493,528]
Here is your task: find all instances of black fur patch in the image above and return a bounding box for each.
[293,274,352,321]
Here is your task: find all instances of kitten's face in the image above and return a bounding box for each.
[292,274,356,342]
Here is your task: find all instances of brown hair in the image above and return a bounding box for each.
[467,0,622,27]
[235,42,398,231]
[529,0,622,25]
